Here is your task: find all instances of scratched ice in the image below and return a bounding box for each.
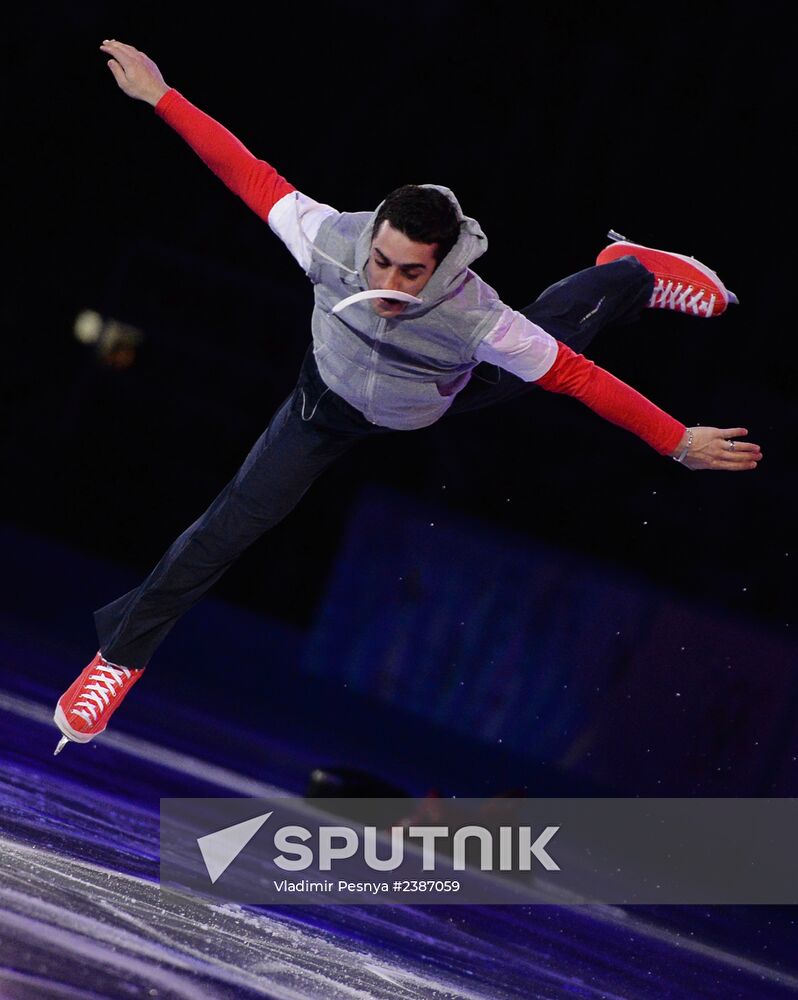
[1,687,797,999]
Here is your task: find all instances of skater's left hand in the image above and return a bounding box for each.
[673,426,763,471]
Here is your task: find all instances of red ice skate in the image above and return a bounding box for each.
[596,229,738,317]
[53,650,144,754]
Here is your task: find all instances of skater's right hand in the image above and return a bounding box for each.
[100,39,170,107]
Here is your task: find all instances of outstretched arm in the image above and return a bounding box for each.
[535,341,762,471]
[475,313,763,471]
[99,39,335,269]
[100,38,293,219]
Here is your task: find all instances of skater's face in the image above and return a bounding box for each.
[366,221,438,318]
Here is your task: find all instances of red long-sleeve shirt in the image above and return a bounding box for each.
[535,343,685,454]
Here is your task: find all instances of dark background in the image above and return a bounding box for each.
[3,2,794,636]
[3,7,798,983]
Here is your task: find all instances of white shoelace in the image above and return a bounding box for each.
[650,279,716,316]
[71,662,133,724]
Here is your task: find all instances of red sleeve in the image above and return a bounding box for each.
[154,89,296,221]
[534,341,686,456]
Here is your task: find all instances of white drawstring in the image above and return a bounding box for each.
[300,386,330,421]
[331,289,424,315]
[293,192,359,275]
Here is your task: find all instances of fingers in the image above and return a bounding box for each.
[703,445,762,471]
[717,442,762,470]
[101,39,139,55]
[100,41,133,58]
[100,44,132,75]
[716,455,761,470]
[709,427,763,470]
[719,437,762,459]
[721,440,760,453]
[99,39,143,70]
[692,454,757,471]
[106,59,125,82]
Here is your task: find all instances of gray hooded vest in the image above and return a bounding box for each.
[306,185,506,430]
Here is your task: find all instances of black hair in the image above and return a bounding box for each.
[372,185,461,264]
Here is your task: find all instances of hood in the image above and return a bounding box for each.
[351,184,489,315]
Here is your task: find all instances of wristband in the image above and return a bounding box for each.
[672,428,693,464]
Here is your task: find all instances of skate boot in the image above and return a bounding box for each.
[596,229,738,317]
[53,650,144,754]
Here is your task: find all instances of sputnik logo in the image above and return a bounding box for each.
[197,811,273,883]
[196,810,561,883]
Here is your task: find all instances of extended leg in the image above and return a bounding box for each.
[93,350,377,669]
[521,256,654,353]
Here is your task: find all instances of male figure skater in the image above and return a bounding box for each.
[52,40,762,754]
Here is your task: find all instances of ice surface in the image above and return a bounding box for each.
[2,687,797,999]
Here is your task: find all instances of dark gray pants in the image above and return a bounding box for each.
[94,258,653,668]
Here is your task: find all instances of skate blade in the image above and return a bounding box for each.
[54,735,70,756]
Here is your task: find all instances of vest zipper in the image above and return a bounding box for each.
[363,316,386,424]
